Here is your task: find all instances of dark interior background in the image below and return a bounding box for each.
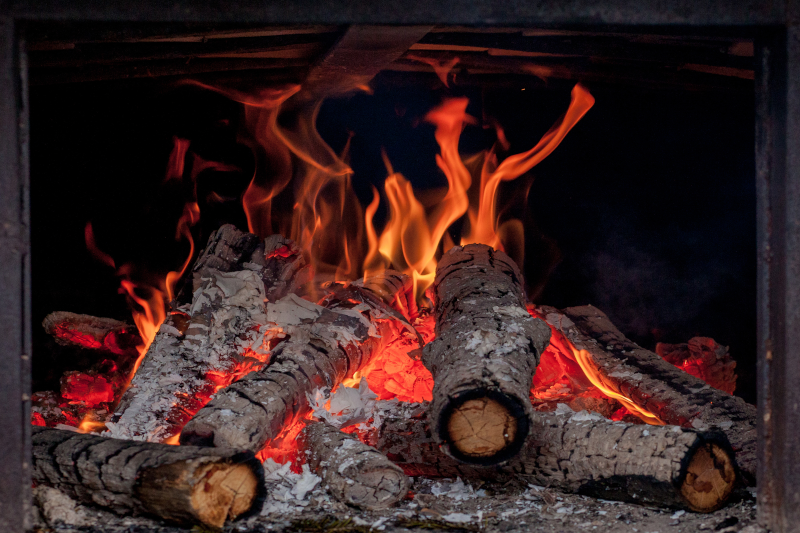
[30,71,756,402]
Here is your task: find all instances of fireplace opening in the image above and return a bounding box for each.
[25,23,758,530]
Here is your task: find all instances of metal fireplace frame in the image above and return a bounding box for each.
[0,1,797,531]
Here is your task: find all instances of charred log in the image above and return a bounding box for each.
[422,244,550,464]
[31,426,265,528]
[108,225,305,443]
[180,270,419,452]
[299,420,409,510]
[540,305,757,484]
[374,407,737,513]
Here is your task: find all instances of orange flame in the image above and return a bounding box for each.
[85,137,199,387]
[570,347,665,425]
[407,54,460,87]
[462,84,595,249]
[529,306,664,425]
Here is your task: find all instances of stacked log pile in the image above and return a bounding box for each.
[373,405,736,512]
[537,305,757,483]
[32,227,756,526]
[107,226,306,443]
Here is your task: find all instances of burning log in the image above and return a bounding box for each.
[299,420,410,510]
[42,311,142,353]
[179,270,419,452]
[422,244,550,464]
[31,426,265,528]
[374,406,737,512]
[539,305,757,484]
[108,225,306,443]
[656,337,737,395]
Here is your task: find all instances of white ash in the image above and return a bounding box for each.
[429,478,487,501]
[259,459,324,516]
[33,486,89,528]
[308,377,378,429]
[107,268,276,442]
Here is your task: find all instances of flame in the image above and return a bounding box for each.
[85,137,199,387]
[528,306,664,425]
[570,347,665,425]
[462,84,595,249]
[406,54,460,87]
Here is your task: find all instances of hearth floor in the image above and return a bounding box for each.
[34,474,760,533]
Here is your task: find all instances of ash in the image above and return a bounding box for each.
[34,385,760,533]
[32,476,760,533]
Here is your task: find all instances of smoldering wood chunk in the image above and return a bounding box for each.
[31,426,265,528]
[110,225,306,443]
[180,275,418,451]
[375,407,736,512]
[656,337,737,395]
[541,305,757,485]
[300,420,409,510]
[422,244,550,465]
[42,312,140,352]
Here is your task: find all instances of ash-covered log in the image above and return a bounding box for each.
[374,406,737,512]
[299,420,410,510]
[180,270,420,451]
[539,305,757,484]
[32,426,265,528]
[422,244,550,464]
[108,225,306,443]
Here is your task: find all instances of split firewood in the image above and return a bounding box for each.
[299,420,410,510]
[179,270,420,452]
[422,244,551,464]
[31,426,265,528]
[108,225,306,443]
[373,406,737,512]
[539,305,757,484]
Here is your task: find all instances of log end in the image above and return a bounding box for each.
[441,392,529,465]
[680,442,737,513]
[138,453,266,528]
[191,463,261,527]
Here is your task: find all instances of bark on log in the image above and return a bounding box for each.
[374,406,737,512]
[31,426,265,528]
[179,271,419,452]
[299,420,409,510]
[108,225,306,443]
[538,305,757,484]
[422,244,550,464]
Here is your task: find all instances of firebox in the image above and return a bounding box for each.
[1,3,798,533]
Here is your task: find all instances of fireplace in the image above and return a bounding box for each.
[1,3,797,532]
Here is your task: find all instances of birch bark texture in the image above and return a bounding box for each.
[422,244,550,464]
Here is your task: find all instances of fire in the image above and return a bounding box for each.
[85,137,200,384]
[72,82,603,442]
[462,84,595,249]
[528,306,664,425]
[570,347,665,425]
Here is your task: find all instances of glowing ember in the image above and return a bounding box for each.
[528,306,664,425]
[62,82,609,448]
